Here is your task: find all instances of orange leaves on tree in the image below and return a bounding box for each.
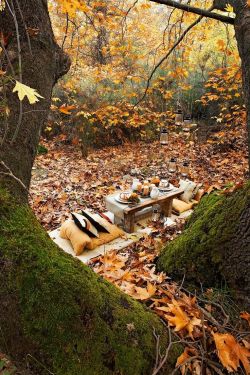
[58,0,89,17]
[213,332,250,374]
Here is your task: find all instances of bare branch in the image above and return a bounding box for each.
[0,161,29,193]
[135,9,212,105]
[149,0,235,25]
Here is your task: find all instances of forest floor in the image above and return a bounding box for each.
[30,125,248,231]
[29,125,250,374]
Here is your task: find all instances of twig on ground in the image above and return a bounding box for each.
[152,326,183,375]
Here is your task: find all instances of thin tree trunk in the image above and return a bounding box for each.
[0,0,70,201]
[234,4,250,171]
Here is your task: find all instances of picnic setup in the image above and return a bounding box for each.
[50,122,204,263]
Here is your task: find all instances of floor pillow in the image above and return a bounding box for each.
[72,212,99,238]
[86,222,124,250]
[60,220,91,255]
[81,209,110,233]
[172,198,193,214]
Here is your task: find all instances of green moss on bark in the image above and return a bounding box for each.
[0,189,180,375]
[157,182,250,290]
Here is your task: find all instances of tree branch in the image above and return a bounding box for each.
[135,8,210,105]
[149,0,235,25]
[0,161,29,193]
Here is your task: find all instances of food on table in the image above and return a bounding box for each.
[128,192,140,203]
[120,191,140,203]
[151,176,160,186]
[120,191,131,201]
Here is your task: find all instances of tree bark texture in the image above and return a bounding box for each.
[0,0,70,201]
[234,3,250,170]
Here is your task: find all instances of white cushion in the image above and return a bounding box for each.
[179,179,197,203]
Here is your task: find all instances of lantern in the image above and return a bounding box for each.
[183,114,192,132]
[152,204,161,222]
[175,109,183,126]
[168,157,177,173]
[160,128,168,145]
[180,160,190,177]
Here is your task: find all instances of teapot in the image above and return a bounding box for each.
[150,186,160,199]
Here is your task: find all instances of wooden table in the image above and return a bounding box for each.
[105,188,184,233]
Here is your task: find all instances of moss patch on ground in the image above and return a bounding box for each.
[0,189,180,375]
[157,182,250,289]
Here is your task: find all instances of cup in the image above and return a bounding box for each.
[159,179,169,189]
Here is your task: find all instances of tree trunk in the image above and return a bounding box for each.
[234,3,250,170]
[0,0,70,201]
[0,189,180,374]
[157,183,250,309]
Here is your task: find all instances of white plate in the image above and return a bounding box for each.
[115,196,129,204]
[159,186,172,191]
[115,194,141,204]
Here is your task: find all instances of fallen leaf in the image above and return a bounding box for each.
[213,332,250,373]
[240,312,250,326]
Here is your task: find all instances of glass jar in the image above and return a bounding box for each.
[152,204,160,222]
[180,161,189,177]
[132,178,140,192]
[160,128,168,145]
[183,114,192,132]
[142,184,150,197]
[168,157,177,173]
[175,109,183,126]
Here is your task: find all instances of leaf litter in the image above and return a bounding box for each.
[30,125,249,374]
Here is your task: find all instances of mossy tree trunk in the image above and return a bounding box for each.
[0,2,178,374]
[0,190,181,374]
[157,183,250,309]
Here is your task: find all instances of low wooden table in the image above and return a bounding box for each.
[105,188,184,233]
